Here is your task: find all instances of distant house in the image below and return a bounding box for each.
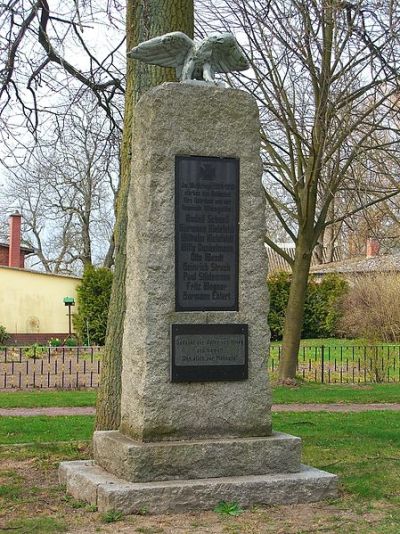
[0,212,81,344]
[265,243,296,273]
[310,239,399,280]
[266,242,341,274]
[266,238,392,280]
[0,212,34,268]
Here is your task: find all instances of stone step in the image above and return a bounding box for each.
[93,430,302,483]
[59,460,338,515]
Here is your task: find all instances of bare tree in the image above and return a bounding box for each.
[0,1,125,271]
[0,0,125,138]
[1,93,119,273]
[198,0,400,380]
[1,0,195,428]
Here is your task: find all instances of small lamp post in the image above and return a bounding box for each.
[63,297,75,337]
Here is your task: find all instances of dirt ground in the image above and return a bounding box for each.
[0,450,394,534]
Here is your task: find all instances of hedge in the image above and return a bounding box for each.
[268,272,347,340]
[73,265,113,345]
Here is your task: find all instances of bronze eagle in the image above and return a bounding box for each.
[127,32,249,82]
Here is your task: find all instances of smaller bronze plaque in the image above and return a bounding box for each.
[171,324,248,382]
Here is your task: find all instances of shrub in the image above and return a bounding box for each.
[73,264,113,346]
[64,336,78,347]
[24,343,47,359]
[304,274,348,338]
[339,273,400,342]
[268,272,348,340]
[49,337,61,347]
[0,325,9,345]
[268,272,291,340]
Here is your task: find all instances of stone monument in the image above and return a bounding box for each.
[59,36,337,513]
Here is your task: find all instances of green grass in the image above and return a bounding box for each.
[1,381,399,410]
[270,338,400,361]
[0,389,97,408]
[0,441,90,463]
[273,382,400,404]
[0,412,399,532]
[273,411,400,501]
[269,337,400,382]
[1,411,398,505]
[4,517,68,533]
[271,337,400,347]
[0,416,94,444]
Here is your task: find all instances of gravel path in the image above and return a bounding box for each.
[1,403,400,416]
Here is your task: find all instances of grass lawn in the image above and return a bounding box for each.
[0,389,97,409]
[270,337,400,361]
[2,383,399,409]
[0,416,94,444]
[1,382,399,409]
[0,411,399,532]
[274,411,400,500]
[270,337,400,348]
[269,338,400,383]
[272,382,400,404]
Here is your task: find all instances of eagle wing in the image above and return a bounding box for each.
[210,33,249,73]
[127,32,193,68]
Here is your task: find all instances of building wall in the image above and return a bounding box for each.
[0,266,81,339]
[0,246,8,267]
[0,245,28,268]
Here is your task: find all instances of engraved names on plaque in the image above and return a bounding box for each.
[171,324,248,382]
[175,156,239,311]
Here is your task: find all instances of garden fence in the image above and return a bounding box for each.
[1,344,400,389]
[0,346,102,389]
[269,344,400,383]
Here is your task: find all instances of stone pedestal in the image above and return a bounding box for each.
[60,83,337,513]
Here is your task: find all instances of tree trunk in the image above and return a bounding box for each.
[323,200,336,263]
[96,0,194,430]
[103,236,115,269]
[278,232,313,381]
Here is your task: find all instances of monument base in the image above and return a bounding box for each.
[92,430,302,482]
[59,460,337,514]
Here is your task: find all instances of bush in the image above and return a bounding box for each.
[64,336,78,347]
[304,274,348,338]
[267,272,291,340]
[49,337,61,347]
[0,325,9,345]
[24,343,46,359]
[268,272,348,340]
[339,273,400,342]
[73,265,113,346]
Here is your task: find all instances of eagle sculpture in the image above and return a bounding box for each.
[127,32,249,82]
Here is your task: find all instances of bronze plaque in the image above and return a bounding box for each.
[175,156,239,311]
[171,324,248,382]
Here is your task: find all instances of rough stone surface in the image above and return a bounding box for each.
[121,82,270,442]
[60,461,338,515]
[59,84,338,513]
[93,431,301,482]
[59,461,106,504]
